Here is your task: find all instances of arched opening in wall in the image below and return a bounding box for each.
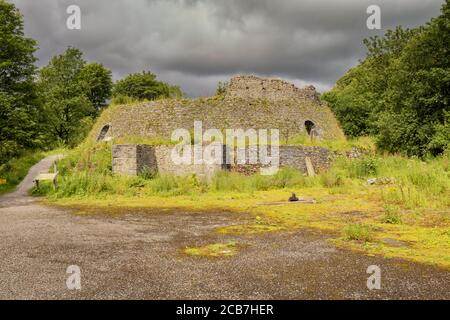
[97,124,111,142]
[304,120,316,137]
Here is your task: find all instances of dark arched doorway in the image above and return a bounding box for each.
[97,124,111,142]
[304,120,316,136]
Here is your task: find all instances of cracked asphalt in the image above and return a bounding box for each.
[0,156,449,299]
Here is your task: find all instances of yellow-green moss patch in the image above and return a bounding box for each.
[183,242,238,257]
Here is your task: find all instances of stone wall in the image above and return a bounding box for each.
[150,145,225,181]
[112,144,224,181]
[279,145,332,172]
[112,144,333,178]
[94,75,345,143]
[225,75,321,103]
[112,144,154,176]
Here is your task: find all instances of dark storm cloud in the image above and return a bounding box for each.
[12,0,444,96]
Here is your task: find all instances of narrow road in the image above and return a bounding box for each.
[0,156,449,299]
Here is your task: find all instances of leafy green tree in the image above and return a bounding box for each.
[323,0,449,156]
[0,0,41,163]
[38,47,112,146]
[429,111,450,153]
[323,27,417,137]
[376,1,449,156]
[113,71,182,101]
[79,62,112,114]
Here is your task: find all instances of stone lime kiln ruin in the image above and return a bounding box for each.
[92,75,345,178]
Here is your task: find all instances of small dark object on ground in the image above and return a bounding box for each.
[289,193,299,202]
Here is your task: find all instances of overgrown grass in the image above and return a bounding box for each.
[210,167,317,192]
[41,139,450,212]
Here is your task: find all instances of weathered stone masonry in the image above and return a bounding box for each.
[99,75,343,178]
[95,75,345,144]
[112,144,333,178]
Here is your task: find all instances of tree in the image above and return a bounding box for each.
[112,71,182,101]
[323,26,417,138]
[376,1,449,156]
[0,0,41,163]
[79,62,112,114]
[323,0,450,156]
[38,47,112,146]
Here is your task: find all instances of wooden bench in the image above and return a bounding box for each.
[34,164,59,190]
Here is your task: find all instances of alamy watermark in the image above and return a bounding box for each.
[366,265,381,290]
[171,121,280,175]
[65,4,381,31]
[66,5,81,30]
[366,5,381,30]
[66,265,81,290]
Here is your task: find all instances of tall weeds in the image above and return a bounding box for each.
[40,139,449,210]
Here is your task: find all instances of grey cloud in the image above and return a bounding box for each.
[12,0,444,96]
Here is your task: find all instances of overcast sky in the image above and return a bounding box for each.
[12,0,443,96]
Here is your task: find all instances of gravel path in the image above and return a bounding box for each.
[0,154,63,208]
[0,156,449,299]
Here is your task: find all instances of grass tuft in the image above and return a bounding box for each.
[381,205,402,224]
[343,224,373,242]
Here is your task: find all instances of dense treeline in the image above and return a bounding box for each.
[323,0,449,157]
[0,0,181,164]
